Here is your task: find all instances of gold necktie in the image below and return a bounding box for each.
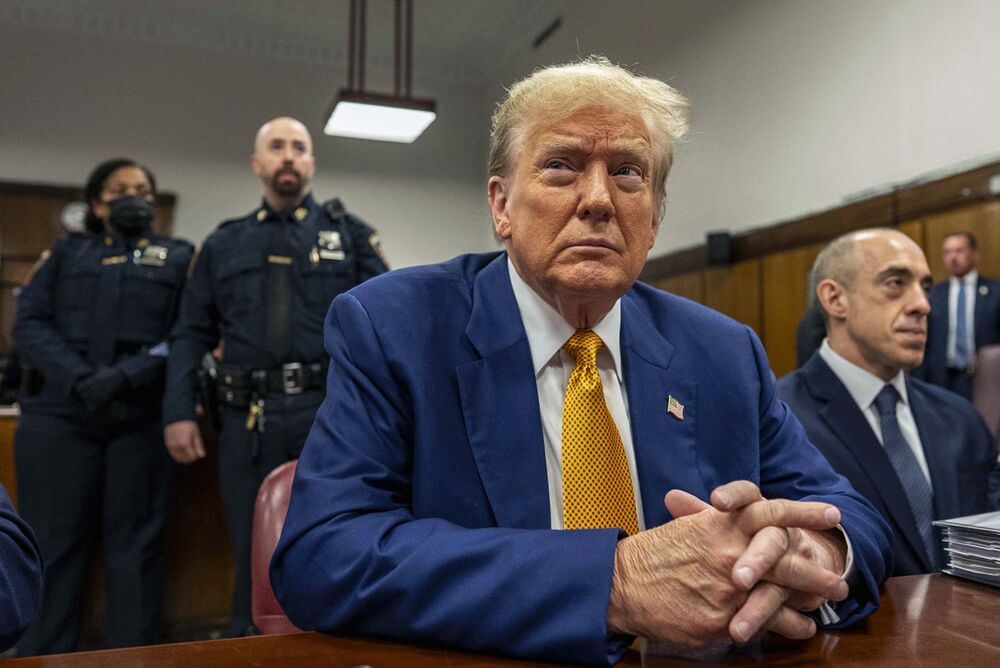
[561,330,638,535]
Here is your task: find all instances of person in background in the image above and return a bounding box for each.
[163,117,388,636]
[913,231,1000,398]
[13,159,193,654]
[271,58,891,664]
[0,481,42,652]
[779,229,1000,575]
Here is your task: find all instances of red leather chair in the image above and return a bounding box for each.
[251,460,302,634]
[973,344,1000,441]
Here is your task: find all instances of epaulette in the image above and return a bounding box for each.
[216,211,254,230]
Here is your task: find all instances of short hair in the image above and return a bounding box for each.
[943,231,977,250]
[811,228,898,318]
[83,158,157,233]
[488,56,689,220]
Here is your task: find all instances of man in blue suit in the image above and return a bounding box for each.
[913,232,1000,398]
[0,482,42,651]
[272,58,892,664]
[779,229,1000,576]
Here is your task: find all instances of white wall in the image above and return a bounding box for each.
[502,0,1000,256]
[0,19,496,267]
[4,1,1000,264]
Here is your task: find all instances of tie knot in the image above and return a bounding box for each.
[873,384,900,417]
[564,330,603,367]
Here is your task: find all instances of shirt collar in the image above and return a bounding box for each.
[819,338,909,409]
[257,192,315,222]
[950,269,978,288]
[506,256,623,382]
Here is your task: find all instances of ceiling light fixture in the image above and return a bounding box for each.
[324,0,436,143]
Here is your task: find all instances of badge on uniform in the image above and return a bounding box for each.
[138,245,169,267]
[317,230,345,261]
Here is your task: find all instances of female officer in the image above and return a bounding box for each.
[13,159,193,655]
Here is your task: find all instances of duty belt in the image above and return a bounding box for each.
[216,361,327,406]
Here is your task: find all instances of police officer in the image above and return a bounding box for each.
[14,159,193,654]
[163,117,388,636]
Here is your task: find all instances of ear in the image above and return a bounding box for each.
[487,176,512,240]
[250,153,261,177]
[816,279,847,322]
[90,197,109,222]
[648,211,662,249]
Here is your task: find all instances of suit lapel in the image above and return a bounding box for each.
[908,379,959,520]
[620,296,702,529]
[804,357,932,571]
[456,254,550,530]
[975,277,991,347]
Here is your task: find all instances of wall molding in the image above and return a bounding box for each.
[642,160,1000,282]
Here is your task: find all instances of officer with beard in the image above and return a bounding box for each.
[14,158,193,654]
[163,116,388,636]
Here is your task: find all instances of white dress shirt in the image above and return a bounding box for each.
[506,259,646,531]
[946,270,977,369]
[819,340,932,483]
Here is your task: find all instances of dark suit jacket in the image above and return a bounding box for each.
[914,275,1000,385]
[0,484,42,650]
[272,252,892,664]
[779,354,1000,575]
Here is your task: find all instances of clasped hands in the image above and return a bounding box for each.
[607,480,848,648]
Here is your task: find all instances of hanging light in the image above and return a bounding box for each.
[324,0,436,143]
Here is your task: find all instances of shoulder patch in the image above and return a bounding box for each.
[369,233,390,269]
[24,249,52,285]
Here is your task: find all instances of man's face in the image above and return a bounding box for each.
[941,234,977,278]
[837,233,933,379]
[488,107,658,314]
[251,118,316,202]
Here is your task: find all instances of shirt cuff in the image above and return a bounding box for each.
[817,524,854,626]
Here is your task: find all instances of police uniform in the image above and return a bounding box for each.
[14,230,193,654]
[163,193,387,635]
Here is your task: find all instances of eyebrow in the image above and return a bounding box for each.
[875,265,932,284]
[535,137,652,162]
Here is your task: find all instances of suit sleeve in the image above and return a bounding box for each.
[163,242,219,424]
[0,484,42,651]
[748,327,893,626]
[271,293,628,665]
[13,242,93,395]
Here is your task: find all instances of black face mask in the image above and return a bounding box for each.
[107,195,154,236]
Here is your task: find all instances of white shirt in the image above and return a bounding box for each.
[946,270,977,369]
[819,340,932,483]
[506,259,646,531]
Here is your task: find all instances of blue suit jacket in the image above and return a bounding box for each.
[914,276,1000,385]
[778,354,1000,576]
[0,484,42,651]
[271,252,892,664]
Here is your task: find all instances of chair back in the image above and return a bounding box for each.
[251,459,302,634]
[973,344,1000,440]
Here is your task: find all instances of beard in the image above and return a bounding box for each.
[270,169,304,197]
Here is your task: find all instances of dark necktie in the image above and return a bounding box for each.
[265,221,294,364]
[955,280,969,369]
[873,384,937,569]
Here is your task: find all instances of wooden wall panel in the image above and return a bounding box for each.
[897,220,925,249]
[762,244,822,378]
[918,201,1000,282]
[654,271,705,304]
[705,260,762,337]
[0,413,16,507]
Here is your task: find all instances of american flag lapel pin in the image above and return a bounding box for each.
[666,395,685,421]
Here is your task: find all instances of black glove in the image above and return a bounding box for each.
[74,367,128,411]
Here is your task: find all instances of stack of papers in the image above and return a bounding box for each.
[933,511,1000,587]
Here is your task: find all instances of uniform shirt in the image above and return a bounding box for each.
[15,231,192,411]
[819,339,931,482]
[507,259,646,530]
[947,270,977,369]
[163,194,387,424]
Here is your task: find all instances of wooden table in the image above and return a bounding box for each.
[4,574,999,667]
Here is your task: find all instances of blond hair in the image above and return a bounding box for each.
[488,56,689,219]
